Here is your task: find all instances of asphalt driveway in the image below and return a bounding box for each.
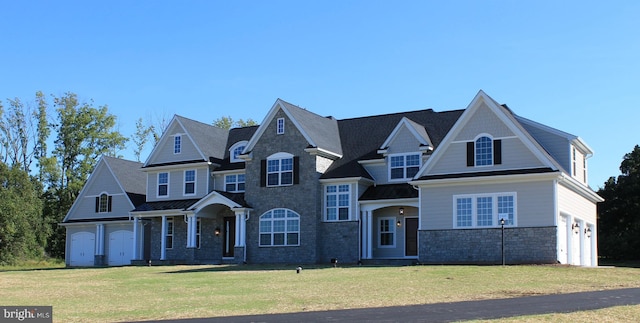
[142,287,640,323]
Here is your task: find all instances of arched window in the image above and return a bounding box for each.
[475,136,493,166]
[229,141,248,163]
[259,208,300,246]
[95,193,112,213]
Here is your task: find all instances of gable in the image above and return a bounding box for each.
[144,117,207,166]
[417,91,559,179]
[386,126,425,155]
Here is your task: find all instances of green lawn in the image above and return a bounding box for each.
[1,264,639,322]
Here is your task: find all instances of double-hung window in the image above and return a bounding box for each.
[174,135,182,154]
[326,184,350,221]
[195,219,201,249]
[259,209,300,246]
[158,172,169,197]
[389,153,421,180]
[184,170,195,195]
[225,174,245,192]
[379,217,395,247]
[276,118,285,134]
[267,156,293,186]
[454,193,516,228]
[96,193,112,213]
[467,135,502,167]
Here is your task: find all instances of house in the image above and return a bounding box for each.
[61,156,146,266]
[63,90,603,267]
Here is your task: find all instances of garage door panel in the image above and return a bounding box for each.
[70,232,95,266]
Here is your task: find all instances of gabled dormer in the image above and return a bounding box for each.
[376,117,434,182]
[142,115,229,202]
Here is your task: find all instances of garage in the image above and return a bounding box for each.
[70,232,95,266]
[108,230,133,266]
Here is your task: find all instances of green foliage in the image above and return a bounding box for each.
[0,163,45,265]
[213,116,257,129]
[598,145,640,260]
[132,118,154,162]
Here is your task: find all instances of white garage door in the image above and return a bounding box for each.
[70,232,95,266]
[558,215,568,264]
[108,230,133,266]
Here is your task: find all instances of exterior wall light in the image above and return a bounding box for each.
[399,207,404,215]
[214,227,221,236]
[572,222,580,234]
[396,220,402,227]
[585,227,592,238]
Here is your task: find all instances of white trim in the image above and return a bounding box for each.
[324,183,351,222]
[276,117,285,134]
[229,141,248,163]
[388,152,421,182]
[379,117,432,150]
[378,217,396,248]
[141,161,212,172]
[411,170,560,188]
[183,169,196,196]
[452,192,518,228]
[157,172,170,198]
[173,134,182,154]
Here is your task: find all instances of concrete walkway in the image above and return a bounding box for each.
[143,287,640,323]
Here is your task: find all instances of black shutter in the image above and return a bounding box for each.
[466,142,475,167]
[293,156,300,184]
[95,197,99,213]
[107,196,113,212]
[494,139,502,165]
[260,159,266,187]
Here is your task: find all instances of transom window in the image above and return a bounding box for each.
[158,172,169,197]
[184,170,195,195]
[454,193,516,228]
[379,217,395,247]
[267,155,293,186]
[174,135,182,154]
[277,118,285,134]
[225,174,246,192]
[475,136,493,166]
[259,209,300,246]
[389,153,421,180]
[326,184,350,221]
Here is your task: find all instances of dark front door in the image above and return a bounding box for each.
[223,217,235,258]
[405,218,418,256]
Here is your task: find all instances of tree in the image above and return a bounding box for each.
[598,145,640,260]
[0,97,38,173]
[0,163,45,265]
[132,118,154,162]
[43,92,128,258]
[213,116,257,129]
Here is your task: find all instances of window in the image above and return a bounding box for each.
[454,193,516,228]
[467,136,502,167]
[196,219,201,249]
[158,172,169,197]
[259,209,300,246]
[475,136,493,166]
[95,193,112,213]
[583,158,587,184]
[225,174,245,192]
[389,153,421,180]
[277,118,285,134]
[267,156,293,186]
[184,170,195,195]
[326,184,350,221]
[379,217,395,247]
[165,218,174,249]
[174,135,181,154]
[229,141,248,163]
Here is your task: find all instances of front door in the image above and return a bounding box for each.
[405,218,418,257]
[223,217,236,258]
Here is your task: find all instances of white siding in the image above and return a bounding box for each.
[557,183,597,224]
[421,179,556,230]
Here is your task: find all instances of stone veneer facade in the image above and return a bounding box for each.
[418,227,557,264]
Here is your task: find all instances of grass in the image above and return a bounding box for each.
[1,264,640,322]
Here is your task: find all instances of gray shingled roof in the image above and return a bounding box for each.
[102,156,146,207]
[279,100,343,156]
[320,109,464,179]
[216,125,258,171]
[176,115,229,160]
[132,199,201,212]
[359,184,419,200]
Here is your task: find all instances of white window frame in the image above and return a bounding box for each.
[174,135,182,154]
[196,218,201,249]
[229,141,248,163]
[98,193,109,213]
[225,173,245,192]
[378,217,396,248]
[267,152,293,187]
[157,172,169,198]
[475,134,493,167]
[165,218,174,249]
[184,169,196,196]
[259,208,300,247]
[388,153,421,181]
[276,118,285,134]
[325,184,350,221]
[453,192,517,228]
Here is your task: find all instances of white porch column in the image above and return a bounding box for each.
[361,210,373,259]
[132,217,139,260]
[95,224,104,256]
[186,215,196,248]
[235,211,246,247]
[160,215,167,260]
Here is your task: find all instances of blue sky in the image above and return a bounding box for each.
[1,1,638,188]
